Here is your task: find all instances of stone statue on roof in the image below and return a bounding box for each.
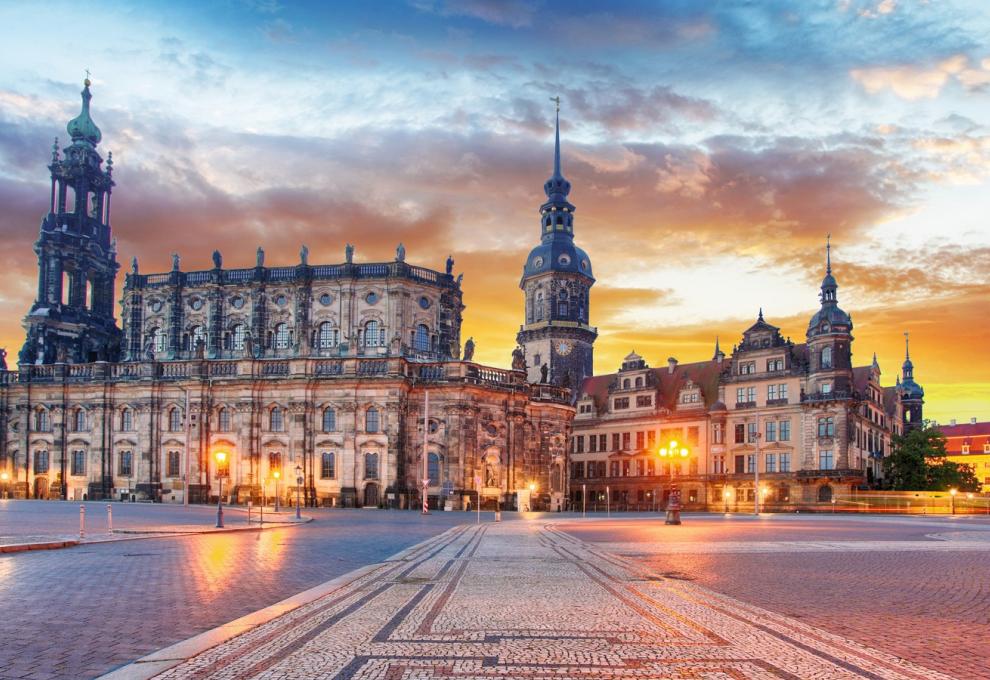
[511,345,526,371]
[463,337,475,361]
[256,247,265,267]
[446,255,454,275]
[396,242,406,262]
[345,243,354,263]
[212,249,222,269]
[540,363,549,383]
[300,244,309,265]
[171,252,180,271]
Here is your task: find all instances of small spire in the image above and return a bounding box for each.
[826,233,832,275]
[758,307,764,322]
[550,95,562,178]
[106,151,113,176]
[904,331,910,361]
[51,137,60,162]
[872,352,879,369]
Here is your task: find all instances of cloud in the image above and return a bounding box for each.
[410,0,538,28]
[850,54,967,100]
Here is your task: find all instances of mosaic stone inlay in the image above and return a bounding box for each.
[152,522,955,679]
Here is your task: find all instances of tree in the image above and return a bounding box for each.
[884,422,981,492]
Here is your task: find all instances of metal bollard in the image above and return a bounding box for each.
[107,504,113,534]
[79,504,85,539]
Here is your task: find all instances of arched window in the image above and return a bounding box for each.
[535,290,544,321]
[428,452,441,482]
[817,485,833,503]
[317,322,338,349]
[230,324,246,351]
[273,323,291,350]
[168,407,182,432]
[366,407,380,433]
[320,451,336,479]
[217,407,230,432]
[120,407,133,432]
[34,408,50,432]
[151,327,167,353]
[821,346,833,369]
[414,324,430,352]
[191,325,206,350]
[635,377,643,387]
[364,320,384,348]
[322,407,336,432]
[268,451,282,474]
[269,406,284,432]
[364,452,379,479]
[73,408,87,432]
[623,378,630,389]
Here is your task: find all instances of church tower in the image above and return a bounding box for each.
[806,236,854,392]
[20,77,121,365]
[517,101,596,392]
[899,332,925,430]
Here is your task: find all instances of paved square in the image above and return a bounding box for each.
[126,519,969,680]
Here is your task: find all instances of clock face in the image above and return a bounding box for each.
[555,340,573,356]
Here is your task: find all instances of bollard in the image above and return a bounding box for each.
[247,500,253,525]
[107,504,113,534]
[79,504,85,539]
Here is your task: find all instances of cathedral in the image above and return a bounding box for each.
[0,80,576,510]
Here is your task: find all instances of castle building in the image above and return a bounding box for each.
[516,104,596,393]
[0,82,574,511]
[938,419,990,492]
[569,241,921,510]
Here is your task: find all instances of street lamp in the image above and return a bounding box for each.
[273,469,281,512]
[295,464,303,520]
[528,482,536,512]
[658,440,689,525]
[0,471,9,500]
[215,451,228,528]
[949,487,957,515]
[723,487,733,513]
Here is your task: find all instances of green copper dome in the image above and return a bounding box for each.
[66,79,102,147]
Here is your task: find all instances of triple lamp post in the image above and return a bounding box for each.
[657,440,689,525]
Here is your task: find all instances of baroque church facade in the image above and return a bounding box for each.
[0,80,576,510]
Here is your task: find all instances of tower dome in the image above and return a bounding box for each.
[66,78,102,147]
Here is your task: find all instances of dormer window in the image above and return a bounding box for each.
[961,444,970,454]
[739,362,756,375]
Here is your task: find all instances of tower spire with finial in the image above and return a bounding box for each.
[551,95,562,178]
[826,232,832,275]
[758,307,764,322]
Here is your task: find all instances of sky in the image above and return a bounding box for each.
[0,0,988,424]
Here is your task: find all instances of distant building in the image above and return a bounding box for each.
[570,241,923,510]
[0,80,573,510]
[938,419,990,492]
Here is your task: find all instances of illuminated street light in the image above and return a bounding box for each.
[723,487,733,514]
[0,471,9,500]
[527,482,536,512]
[215,451,228,528]
[949,487,957,515]
[658,441,690,525]
[295,464,303,520]
[273,469,281,512]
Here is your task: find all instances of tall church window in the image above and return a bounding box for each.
[364,452,379,479]
[268,451,282,474]
[151,327,167,353]
[317,322,338,349]
[322,407,336,432]
[191,325,206,350]
[168,407,182,432]
[321,451,336,479]
[414,324,430,352]
[535,291,544,321]
[71,450,86,476]
[73,408,87,432]
[558,290,568,317]
[273,323,291,350]
[34,408,50,432]
[217,407,230,432]
[364,320,385,348]
[230,324,246,351]
[366,407,380,433]
[85,279,94,310]
[428,452,441,483]
[61,271,71,306]
[120,407,133,432]
[269,406,284,432]
[821,346,833,369]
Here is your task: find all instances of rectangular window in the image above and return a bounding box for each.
[747,386,756,402]
[119,450,133,477]
[71,450,86,476]
[575,436,585,454]
[713,423,724,444]
[765,421,776,442]
[611,433,620,451]
[747,422,758,443]
[818,417,835,437]
[636,431,645,449]
[646,459,655,476]
[746,454,755,474]
[34,450,49,474]
[768,384,778,400]
[766,453,777,473]
[819,449,834,470]
[168,450,181,477]
[613,397,629,410]
[740,362,755,375]
[713,455,725,474]
[647,430,656,447]
[735,455,745,474]
[622,432,630,450]
[588,435,597,453]
[780,384,788,400]
[779,419,791,441]
[269,451,282,474]
[636,395,652,407]
[321,452,336,479]
[767,358,784,372]
[599,434,607,451]
[734,424,745,444]
[621,460,630,476]
[822,382,832,394]
[736,387,745,403]
[610,461,619,477]
[780,453,791,472]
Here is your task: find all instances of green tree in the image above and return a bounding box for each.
[884,422,981,492]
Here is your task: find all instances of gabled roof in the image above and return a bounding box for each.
[578,359,724,415]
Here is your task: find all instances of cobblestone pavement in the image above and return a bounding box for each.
[0,508,469,680]
[130,520,962,680]
[561,516,990,680]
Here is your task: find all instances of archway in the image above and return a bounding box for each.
[817,485,833,503]
[364,482,379,507]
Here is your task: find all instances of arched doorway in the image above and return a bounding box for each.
[364,482,379,507]
[34,476,49,499]
[817,485,833,503]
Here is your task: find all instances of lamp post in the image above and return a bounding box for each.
[658,440,689,525]
[295,464,303,520]
[0,471,8,500]
[723,487,732,513]
[273,469,281,512]
[215,451,227,528]
[949,488,957,515]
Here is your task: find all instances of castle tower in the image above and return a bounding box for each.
[899,332,925,429]
[19,77,121,365]
[517,101,596,392]
[806,236,854,391]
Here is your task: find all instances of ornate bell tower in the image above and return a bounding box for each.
[899,332,925,430]
[517,100,596,393]
[20,77,121,365]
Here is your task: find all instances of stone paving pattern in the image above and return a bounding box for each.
[146,521,961,680]
[0,505,468,680]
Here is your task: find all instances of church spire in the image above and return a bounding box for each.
[552,95,562,179]
[820,234,838,305]
[540,96,574,239]
[66,74,102,148]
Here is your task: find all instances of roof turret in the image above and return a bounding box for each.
[66,77,102,147]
